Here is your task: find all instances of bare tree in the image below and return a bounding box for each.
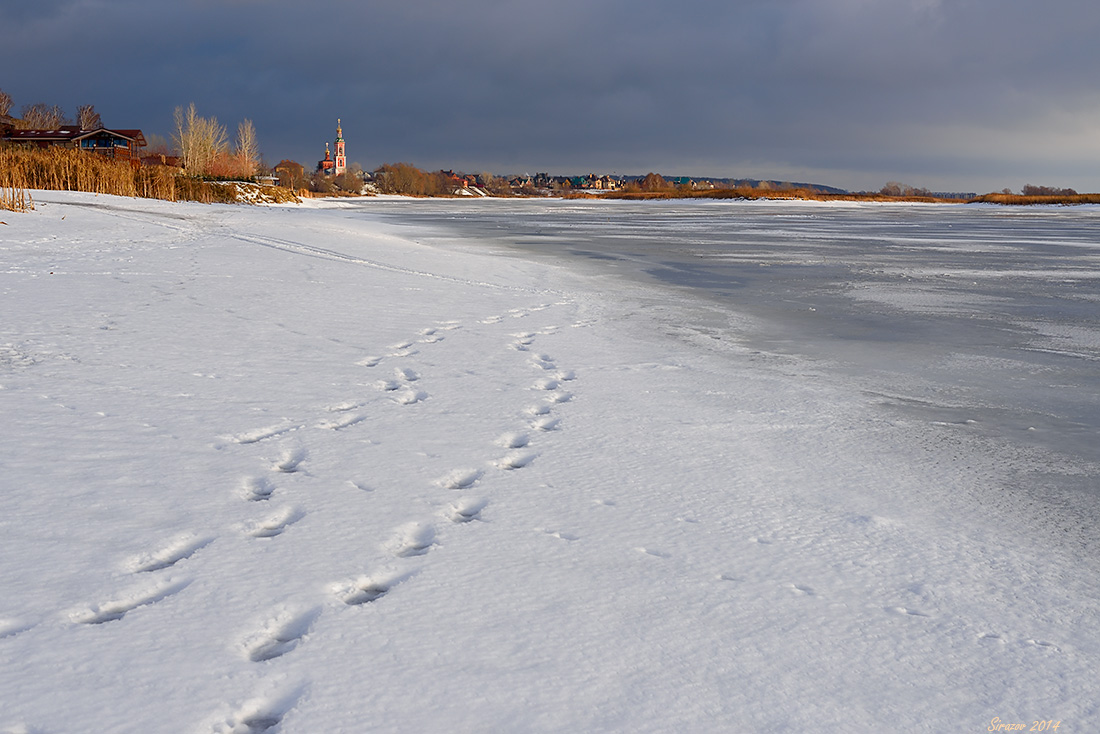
[173,103,228,176]
[76,104,103,130]
[1022,184,1078,197]
[640,172,667,191]
[144,133,172,157]
[234,118,259,178]
[0,89,12,118]
[20,103,67,129]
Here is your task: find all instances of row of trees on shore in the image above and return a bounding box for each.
[1,90,103,131]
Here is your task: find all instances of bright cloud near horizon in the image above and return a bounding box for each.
[3,0,1099,193]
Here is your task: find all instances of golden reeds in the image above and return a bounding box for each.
[971,192,1100,206]
[574,186,969,204]
[0,144,299,207]
[0,185,33,212]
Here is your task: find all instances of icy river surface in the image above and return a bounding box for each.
[364,198,1100,538]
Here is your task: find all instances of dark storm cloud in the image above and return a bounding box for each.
[4,0,1099,191]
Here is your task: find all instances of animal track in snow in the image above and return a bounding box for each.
[231,423,301,445]
[126,533,213,573]
[446,497,488,523]
[316,412,367,430]
[394,366,419,382]
[333,570,411,605]
[71,578,190,625]
[416,327,444,343]
[787,583,815,596]
[241,476,275,502]
[386,521,436,557]
[240,606,320,662]
[393,388,428,405]
[1026,639,1061,651]
[356,356,383,367]
[529,354,555,370]
[546,391,573,404]
[532,377,561,391]
[347,479,373,492]
[376,379,401,391]
[243,506,304,538]
[541,528,579,541]
[325,400,363,412]
[273,447,306,473]
[0,618,35,639]
[209,691,299,734]
[495,450,538,470]
[531,416,561,431]
[436,467,483,489]
[480,315,503,324]
[635,547,671,559]
[554,369,576,382]
[526,404,551,416]
[497,431,530,449]
[884,606,932,618]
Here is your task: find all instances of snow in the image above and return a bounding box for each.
[2,191,1098,733]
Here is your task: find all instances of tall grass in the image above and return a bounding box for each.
[971,192,1100,206]
[0,185,33,212]
[0,145,299,206]
[569,185,970,203]
[0,146,33,211]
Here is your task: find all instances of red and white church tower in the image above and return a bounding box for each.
[317,119,347,176]
[333,119,346,176]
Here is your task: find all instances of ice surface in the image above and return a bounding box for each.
[1,192,1098,732]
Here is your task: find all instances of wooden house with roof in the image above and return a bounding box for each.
[1,125,147,162]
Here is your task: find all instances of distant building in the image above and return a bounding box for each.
[275,159,306,188]
[317,119,347,176]
[1,125,146,162]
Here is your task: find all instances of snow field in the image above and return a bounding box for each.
[0,192,1097,732]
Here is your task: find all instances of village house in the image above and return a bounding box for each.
[274,159,306,188]
[1,125,146,162]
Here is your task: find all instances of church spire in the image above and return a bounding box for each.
[333,119,346,176]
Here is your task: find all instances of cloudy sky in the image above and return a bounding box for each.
[4,0,1099,192]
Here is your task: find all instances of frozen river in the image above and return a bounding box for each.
[362,198,1100,544]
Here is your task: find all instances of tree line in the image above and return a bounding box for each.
[1,89,103,131]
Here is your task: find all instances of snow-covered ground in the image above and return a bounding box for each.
[1,191,1097,733]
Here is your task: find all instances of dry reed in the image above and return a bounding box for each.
[971,192,1100,206]
[0,144,300,206]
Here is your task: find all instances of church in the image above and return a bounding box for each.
[317,120,346,176]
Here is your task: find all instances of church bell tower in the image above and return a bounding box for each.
[334,119,346,176]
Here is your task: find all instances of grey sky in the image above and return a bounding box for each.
[3,0,1099,192]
